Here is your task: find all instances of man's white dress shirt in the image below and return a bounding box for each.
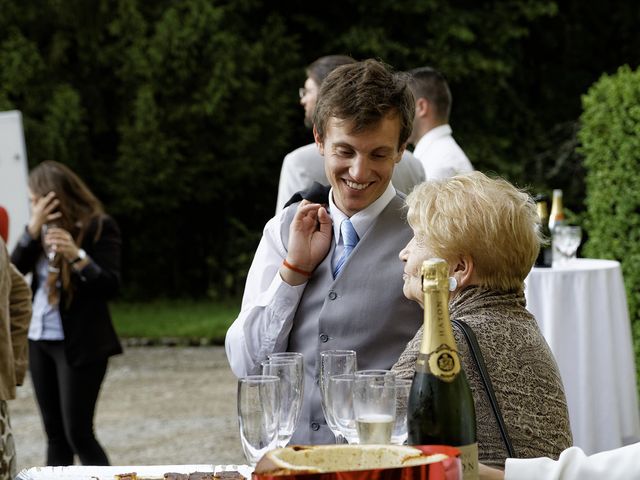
[413,124,473,180]
[505,442,640,480]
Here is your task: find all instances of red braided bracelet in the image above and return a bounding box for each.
[282,259,313,277]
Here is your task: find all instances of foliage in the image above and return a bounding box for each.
[579,65,640,373]
[111,298,239,342]
[1,0,640,298]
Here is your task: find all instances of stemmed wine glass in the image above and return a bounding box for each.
[553,225,582,265]
[41,223,59,272]
[326,373,358,444]
[262,354,304,447]
[319,350,357,444]
[237,375,280,467]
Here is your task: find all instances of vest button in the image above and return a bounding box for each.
[311,422,320,431]
[328,291,337,300]
[320,333,329,343]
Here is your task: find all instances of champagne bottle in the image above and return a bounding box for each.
[534,194,552,268]
[407,258,478,480]
[548,189,566,266]
[548,189,566,232]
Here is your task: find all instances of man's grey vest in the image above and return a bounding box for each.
[281,193,423,444]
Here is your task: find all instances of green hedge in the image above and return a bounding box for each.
[579,65,640,385]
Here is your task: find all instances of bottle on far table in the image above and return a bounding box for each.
[548,189,567,266]
[407,258,478,480]
[534,194,552,268]
[548,189,566,232]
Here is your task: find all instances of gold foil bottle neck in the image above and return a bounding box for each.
[421,258,449,293]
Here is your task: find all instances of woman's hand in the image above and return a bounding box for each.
[280,201,332,285]
[44,227,82,264]
[479,463,505,480]
[27,191,62,239]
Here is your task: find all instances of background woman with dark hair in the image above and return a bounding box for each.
[11,160,122,466]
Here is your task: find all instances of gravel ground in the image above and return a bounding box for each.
[9,346,247,472]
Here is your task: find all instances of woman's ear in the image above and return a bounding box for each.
[451,255,475,289]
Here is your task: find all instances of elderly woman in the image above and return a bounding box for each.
[392,171,572,468]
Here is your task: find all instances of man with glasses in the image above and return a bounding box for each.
[275,55,425,212]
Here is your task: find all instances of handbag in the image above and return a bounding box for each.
[452,318,517,458]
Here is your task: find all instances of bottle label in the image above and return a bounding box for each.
[427,344,461,382]
[457,442,479,480]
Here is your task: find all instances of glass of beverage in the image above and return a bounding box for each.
[353,370,396,444]
[237,375,280,467]
[262,355,304,447]
[390,379,412,445]
[41,223,60,272]
[326,373,358,444]
[319,350,357,444]
[553,225,582,266]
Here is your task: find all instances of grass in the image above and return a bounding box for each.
[111,298,241,344]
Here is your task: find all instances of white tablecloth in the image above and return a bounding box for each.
[525,258,640,454]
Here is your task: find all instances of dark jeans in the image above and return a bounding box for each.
[28,340,110,466]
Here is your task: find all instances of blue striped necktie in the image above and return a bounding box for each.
[333,219,359,278]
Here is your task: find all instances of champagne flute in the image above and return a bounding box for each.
[41,223,59,272]
[267,352,305,403]
[353,370,396,444]
[326,373,358,444]
[262,356,304,447]
[237,375,280,467]
[390,379,412,445]
[319,350,357,444]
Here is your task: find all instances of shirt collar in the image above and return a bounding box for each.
[413,124,452,158]
[328,182,396,244]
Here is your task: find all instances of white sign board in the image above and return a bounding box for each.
[0,110,30,252]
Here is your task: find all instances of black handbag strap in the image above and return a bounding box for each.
[452,318,517,458]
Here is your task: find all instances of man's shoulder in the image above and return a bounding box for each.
[284,143,321,162]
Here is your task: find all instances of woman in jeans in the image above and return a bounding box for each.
[12,160,122,466]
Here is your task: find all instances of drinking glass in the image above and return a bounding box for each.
[267,352,305,400]
[319,350,357,443]
[326,373,358,444]
[553,225,582,266]
[237,375,280,466]
[262,356,304,447]
[353,370,396,444]
[41,223,59,273]
[390,379,412,445]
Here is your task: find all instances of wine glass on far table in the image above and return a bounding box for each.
[353,370,396,444]
[237,375,280,467]
[319,350,357,444]
[262,356,304,447]
[41,223,59,273]
[326,373,358,444]
[553,225,582,265]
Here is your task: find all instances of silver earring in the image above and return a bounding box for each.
[448,276,458,292]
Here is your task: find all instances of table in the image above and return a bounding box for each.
[17,464,253,480]
[525,258,640,454]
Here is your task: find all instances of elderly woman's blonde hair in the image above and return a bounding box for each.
[406,171,541,293]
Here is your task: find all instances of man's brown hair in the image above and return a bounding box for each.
[313,59,415,150]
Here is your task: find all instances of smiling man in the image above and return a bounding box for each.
[225,59,423,444]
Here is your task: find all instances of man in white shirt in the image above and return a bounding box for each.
[275,56,425,212]
[479,442,640,479]
[226,59,423,445]
[407,67,473,180]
